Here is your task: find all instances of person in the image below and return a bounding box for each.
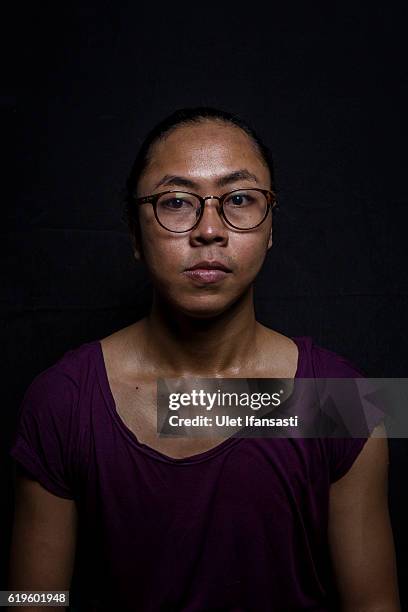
[8,107,401,611]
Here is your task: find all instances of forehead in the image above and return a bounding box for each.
[142,121,270,186]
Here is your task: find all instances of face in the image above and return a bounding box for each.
[134,120,273,318]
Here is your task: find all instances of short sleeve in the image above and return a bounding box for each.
[311,341,385,484]
[327,437,369,483]
[9,367,79,499]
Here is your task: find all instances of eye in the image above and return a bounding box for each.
[164,198,186,209]
[159,196,195,210]
[225,192,254,206]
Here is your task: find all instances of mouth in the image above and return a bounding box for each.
[185,260,232,272]
[183,261,232,284]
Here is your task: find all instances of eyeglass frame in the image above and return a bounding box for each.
[130,187,278,233]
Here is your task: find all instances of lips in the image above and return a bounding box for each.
[183,269,230,284]
[183,261,232,284]
[185,261,232,272]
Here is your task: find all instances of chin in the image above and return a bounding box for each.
[172,294,241,319]
[154,280,251,318]
[181,308,226,319]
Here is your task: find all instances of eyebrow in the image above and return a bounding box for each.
[153,169,260,191]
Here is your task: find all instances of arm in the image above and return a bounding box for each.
[328,423,401,611]
[7,465,78,612]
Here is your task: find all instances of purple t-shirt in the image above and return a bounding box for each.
[9,336,378,611]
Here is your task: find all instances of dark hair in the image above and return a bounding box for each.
[123,107,276,243]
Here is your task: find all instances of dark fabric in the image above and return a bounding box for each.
[9,336,380,611]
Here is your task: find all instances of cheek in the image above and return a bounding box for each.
[232,235,269,278]
[140,223,186,274]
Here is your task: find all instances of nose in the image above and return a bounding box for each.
[189,197,229,245]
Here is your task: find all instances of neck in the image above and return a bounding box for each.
[138,286,263,377]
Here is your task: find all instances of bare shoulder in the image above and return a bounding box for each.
[99,319,148,380]
[257,325,299,378]
[100,319,144,348]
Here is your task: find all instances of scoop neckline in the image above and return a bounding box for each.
[94,335,306,465]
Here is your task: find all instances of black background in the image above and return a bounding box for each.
[2,1,408,607]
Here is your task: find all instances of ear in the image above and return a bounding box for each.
[133,247,143,261]
[267,227,273,250]
[130,216,145,262]
[132,236,144,262]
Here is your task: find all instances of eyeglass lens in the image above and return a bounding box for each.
[156,190,268,231]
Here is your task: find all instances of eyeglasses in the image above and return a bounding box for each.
[131,188,277,233]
